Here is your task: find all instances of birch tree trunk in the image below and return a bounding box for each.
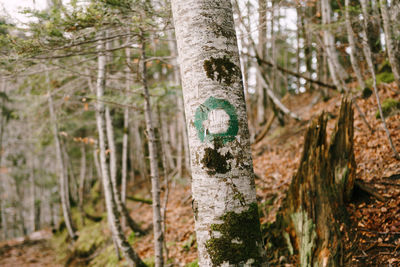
[95,33,145,267]
[121,44,131,206]
[79,143,86,226]
[46,71,76,240]
[171,0,265,265]
[130,112,147,183]
[139,34,164,267]
[256,0,267,127]
[166,29,190,174]
[345,0,366,90]
[380,0,400,89]
[360,0,400,160]
[321,0,348,91]
[105,106,144,235]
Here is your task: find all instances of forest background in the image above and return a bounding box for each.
[0,0,399,266]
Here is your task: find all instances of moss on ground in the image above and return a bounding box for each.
[74,221,107,257]
[376,98,400,118]
[89,243,122,267]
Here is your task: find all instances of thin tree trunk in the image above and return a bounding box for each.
[360,0,400,160]
[157,104,171,261]
[139,33,164,267]
[106,102,145,236]
[166,29,190,174]
[345,0,366,90]
[29,155,36,232]
[131,113,147,183]
[380,0,400,89]
[46,70,77,240]
[256,69,302,121]
[321,0,348,92]
[79,143,86,226]
[121,44,130,207]
[171,0,266,265]
[256,0,267,127]
[95,32,145,267]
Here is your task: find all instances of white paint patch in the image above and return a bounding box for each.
[203,109,230,134]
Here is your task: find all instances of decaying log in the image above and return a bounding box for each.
[265,98,356,266]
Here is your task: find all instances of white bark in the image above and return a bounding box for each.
[166,29,191,174]
[380,0,400,88]
[95,33,144,266]
[121,46,130,205]
[321,0,348,91]
[256,0,267,127]
[140,35,164,267]
[345,0,366,90]
[79,143,86,226]
[171,0,265,266]
[360,0,400,160]
[46,71,76,240]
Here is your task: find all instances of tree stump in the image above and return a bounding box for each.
[265,99,356,266]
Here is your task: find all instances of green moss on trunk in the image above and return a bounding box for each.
[205,203,263,266]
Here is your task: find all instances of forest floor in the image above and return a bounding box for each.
[0,83,399,266]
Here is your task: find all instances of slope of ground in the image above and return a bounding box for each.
[0,230,61,267]
[0,84,399,266]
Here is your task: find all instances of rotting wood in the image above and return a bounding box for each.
[264,98,356,266]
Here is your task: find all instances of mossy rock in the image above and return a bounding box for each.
[376,98,400,118]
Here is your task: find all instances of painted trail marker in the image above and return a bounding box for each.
[194,97,238,144]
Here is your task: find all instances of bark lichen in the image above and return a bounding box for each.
[203,56,240,86]
[205,203,263,266]
[201,139,232,175]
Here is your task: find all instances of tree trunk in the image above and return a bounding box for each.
[266,99,356,266]
[130,112,147,183]
[380,0,400,89]
[95,32,145,267]
[171,0,266,265]
[79,143,86,226]
[46,71,77,240]
[166,29,190,174]
[321,0,348,91]
[105,106,145,235]
[139,33,164,267]
[121,44,130,207]
[256,0,267,127]
[345,0,366,90]
[360,0,400,160]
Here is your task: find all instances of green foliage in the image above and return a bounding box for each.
[88,243,121,267]
[376,98,400,118]
[182,234,196,252]
[185,259,199,267]
[376,72,395,84]
[143,256,155,267]
[51,229,70,263]
[74,221,108,256]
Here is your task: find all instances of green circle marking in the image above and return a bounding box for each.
[194,97,239,144]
